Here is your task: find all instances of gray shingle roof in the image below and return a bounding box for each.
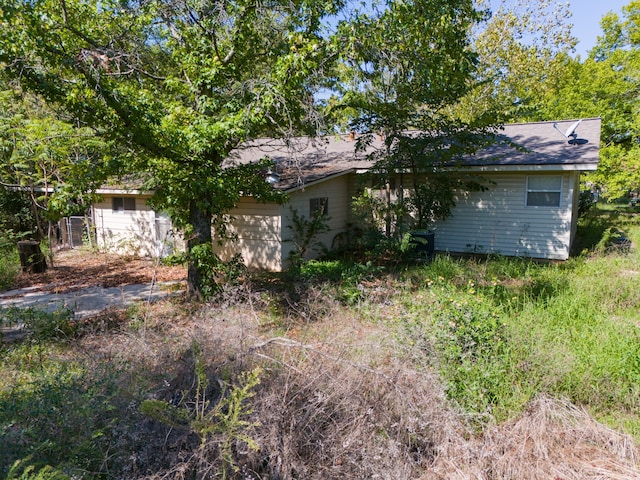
[469,118,601,167]
[224,118,602,191]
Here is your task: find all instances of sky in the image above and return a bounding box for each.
[570,0,631,58]
[487,0,631,59]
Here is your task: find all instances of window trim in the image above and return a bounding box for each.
[309,197,329,217]
[526,175,562,207]
[112,196,136,213]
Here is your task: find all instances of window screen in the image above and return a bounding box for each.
[526,176,562,207]
[112,197,136,212]
[310,197,328,217]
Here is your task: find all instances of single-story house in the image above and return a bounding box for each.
[92,187,177,258]
[91,118,601,270]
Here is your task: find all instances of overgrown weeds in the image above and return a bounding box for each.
[0,235,20,290]
[1,205,639,478]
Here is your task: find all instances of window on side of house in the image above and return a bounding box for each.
[526,176,562,207]
[112,196,136,213]
[310,197,328,217]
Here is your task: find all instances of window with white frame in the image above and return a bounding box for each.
[112,197,136,213]
[526,176,562,207]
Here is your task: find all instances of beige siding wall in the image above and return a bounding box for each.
[282,175,351,265]
[433,172,577,260]
[93,194,171,257]
[218,174,352,271]
[214,198,283,271]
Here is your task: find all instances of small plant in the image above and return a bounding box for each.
[286,207,330,271]
[141,343,261,478]
[188,244,247,299]
[6,459,70,480]
[0,306,76,342]
[0,233,21,291]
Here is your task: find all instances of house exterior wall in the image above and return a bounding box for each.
[217,174,352,271]
[432,172,578,260]
[281,174,352,265]
[214,198,283,271]
[93,193,174,257]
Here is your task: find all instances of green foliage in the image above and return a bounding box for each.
[0,307,76,342]
[141,344,261,478]
[398,281,526,423]
[7,459,70,480]
[578,190,596,217]
[432,289,517,420]
[394,207,640,428]
[0,86,112,240]
[458,0,576,123]
[0,187,36,237]
[286,207,331,271]
[188,244,247,300]
[333,0,501,238]
[0,354,120,478]
[0,235,20,291]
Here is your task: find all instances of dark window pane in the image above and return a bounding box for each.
[112,197,136,212]
[123,197,136,211]
[527,192,560,207]
[112,197,124,212]
[310,197,328,217]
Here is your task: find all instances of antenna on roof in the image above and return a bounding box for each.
[553,119,583,144]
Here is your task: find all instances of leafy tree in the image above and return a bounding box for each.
[537,1,640,199]
[454,0,577,123]
[332,0,501,236]
[0,83,111,246]
[460,0,639,200]
[0,0,343,296]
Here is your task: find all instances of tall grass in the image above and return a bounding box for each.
[0,205,638,478]
[394,205,640,433]
[0,240,20,291]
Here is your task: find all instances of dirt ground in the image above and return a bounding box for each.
[9,249,187,294]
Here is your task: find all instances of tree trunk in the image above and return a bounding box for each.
[17,240,47,274]
[186,200,213,299]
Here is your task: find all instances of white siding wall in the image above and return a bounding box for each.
[93,194,158,257]
[432,172,578,260]
[214,199,283,271]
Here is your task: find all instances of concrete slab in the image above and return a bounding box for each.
[0,281,184,320]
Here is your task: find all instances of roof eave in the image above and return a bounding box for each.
[467,163,599,173]
[281,168,356,193]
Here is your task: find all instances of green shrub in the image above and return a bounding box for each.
[0,307,76,342]
[163,245,247,299]
[429,288,530,422]
[7,459,70,480]
[0,358,120,478]
[0,235,20,291]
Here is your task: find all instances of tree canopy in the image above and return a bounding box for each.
[328,0,502,235]
[0,77,113,243]
[0,0,345,295]
[458,0,639,200]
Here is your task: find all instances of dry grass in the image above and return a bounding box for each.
[432,395,639,479]
[66,287,639,480]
